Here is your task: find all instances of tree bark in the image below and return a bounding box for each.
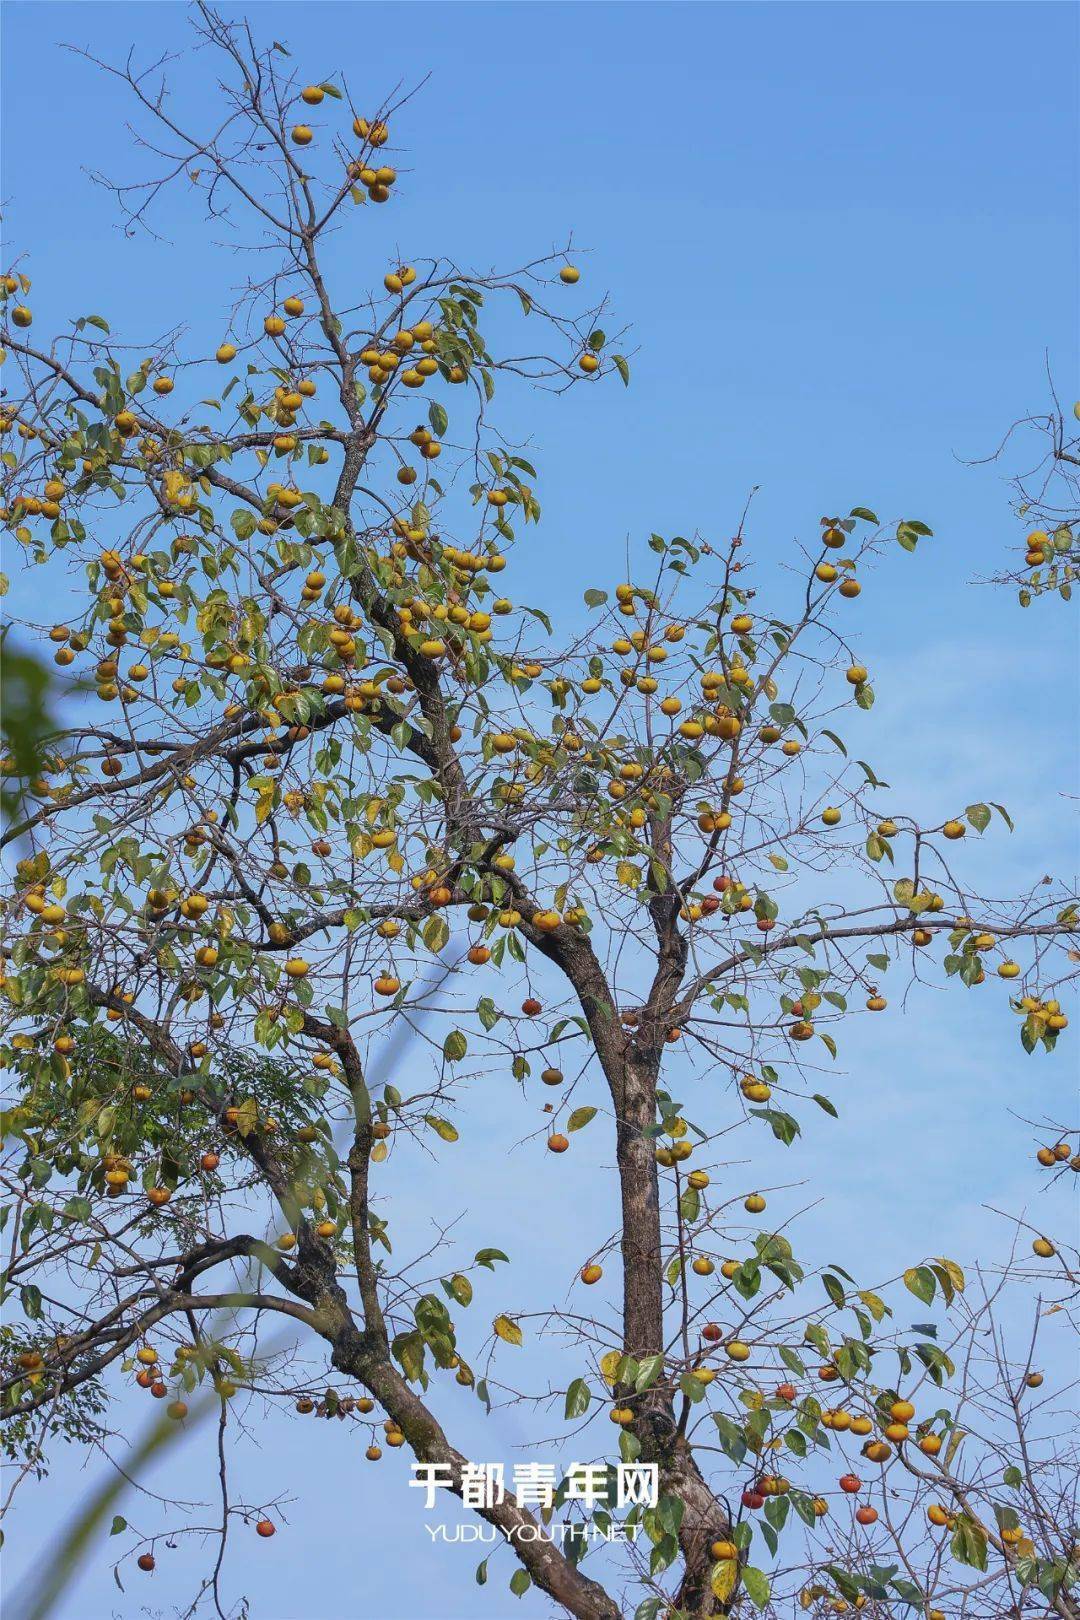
[330,1324,625,1620]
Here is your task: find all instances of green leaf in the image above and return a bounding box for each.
[750,1107,800,1145]
[764,1493,789,1532]
[741,1566,771,1608]
[476,996,501,1031]
[583,588,608,607]
[635,1354,664,1392]
[779,1345,806,1378]
[613,354,631,386]
[950,1515,988,1571]
[965,802,991,833]
[791,1489,817,1525]
[903,1266,937,1305]
[711,1413,747,1464]
[856,758,887,789]
[428,401,448,436]
[443,1030,467,1062]
[849,507,879,523]
[679,1372,706,1403]
[567,1106,596,1132]
[822,1273,846,1308]
[564,1377,592,1418]
[509,1568,531,1596]
[733,1260,761,1300]
[393,1330,425,1382]
[657,1494,684,1536]
[109,1516,126,1536]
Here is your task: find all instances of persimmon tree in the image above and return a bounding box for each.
[981,387,1078,604]
[1,10,1078,1620]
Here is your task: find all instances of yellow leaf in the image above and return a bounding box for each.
[255,787,276,825]
[387,850,404,874]
[235,1098,259,1137]
[371,1140,387,1163]
[933,1256,965,1294]
[425,1114,458,1142]
[493,1314,523,1347]
[711,1559,738,1603]
[600,1350,622,1386]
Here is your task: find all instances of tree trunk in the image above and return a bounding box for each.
[617,1054,666,1359]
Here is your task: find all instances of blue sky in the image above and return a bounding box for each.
[2,3,1078,1618]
